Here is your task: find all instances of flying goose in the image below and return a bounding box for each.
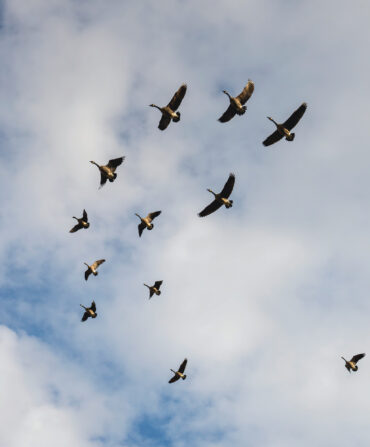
[341,353,365,373]
[69,209,90,233]
[80,301,97,322]
[263,103,307,146]
[144,281,163,299]
[218,80,254,123]
[149,84,187,130]
[84,259,105,281]
[198,173,235,217]
[135,211,161,237]
[90,156,125,187]
[169,358,187,383]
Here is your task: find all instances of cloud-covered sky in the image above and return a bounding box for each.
[1,0,370,445]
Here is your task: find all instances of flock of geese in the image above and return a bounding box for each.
[70,80,364,384]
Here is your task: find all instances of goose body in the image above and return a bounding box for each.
[342,353,365,372]
[198,173,235,217]
[218,80,254,123]
[263,103,307,146]
[70,209,90,233]
[169,358,187,383]
[150,84,187,130]
[80,301,97,321]
[135,211,161,237]
[144,280,163,298]
[90,157,125,187]
[84,259,105,281]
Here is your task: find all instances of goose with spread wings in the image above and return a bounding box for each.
[80,301,97,322]
[341,353,365,372]
[135,211,161,237]
[90,156,125,187]
[169,358,187,383]
[218,80,254,123]
[263,103,307,146]
[144,281,163,298]
[70,209,90,233]
[198,173,235,217]
[149,84,187,130]
[84,259,105,281]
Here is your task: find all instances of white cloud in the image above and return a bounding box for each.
[0,325,133,447]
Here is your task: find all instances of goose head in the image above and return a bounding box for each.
[207,188,216,197]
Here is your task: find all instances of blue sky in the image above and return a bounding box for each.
[1,0,370,446]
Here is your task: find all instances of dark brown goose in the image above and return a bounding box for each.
[84,259,105,281]
[80,301,97,322]
[218,80,254,123]
[144,281,163,299]
[135,211,161,237]
[169,358,187,383]
[198,173,235,217]
[341,353,365,373]
[263,103,307,146]
[69,209,90,233]
[90,156,125,187]
[149,84,187,130]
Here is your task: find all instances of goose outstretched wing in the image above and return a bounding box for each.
[90,301,96,312]
[148,211,161,221]
[169,374,180,383]
[178,358,187,373]
[85,268,92,281]
[236,80,254,105]
[83,209,88,221]
[99,172,108,187]
[92,259,105,270]
[220,173,235,198]
[263,130,283,147]
[81,311,89,322]
[198,200,222,217]
[218,105,236,123]
[283,103,307,131]
[167,84,187,111]
[70,223,83,233]
[154,280,163,289]
[138,222,146,237]
[107,157,125,170]
[351,353,365,364]
[158,114,171,131]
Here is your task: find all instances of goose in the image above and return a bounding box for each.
[218,80,254,123]
[341,353,365,373]
[84,259,105,281]
[144,280,163,299]
[169,358,187,383]
[135,211,161,237]
[69,209,90,233]
[198,173,235,217]
[80,301,97,322]
[263,103,307,146]
[90,156,125,187]
[149,84,187,130]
